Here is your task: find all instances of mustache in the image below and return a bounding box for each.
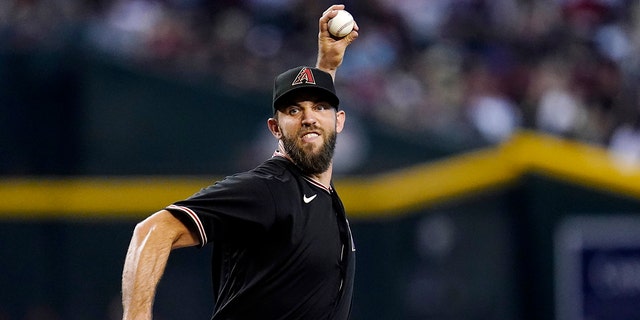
[298,126,323,135]
[278,125,325,138]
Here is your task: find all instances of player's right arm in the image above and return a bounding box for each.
[316,4,359,80]
[121,209,199,320]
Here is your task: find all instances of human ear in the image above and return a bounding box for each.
[267,118,282,138]
[335,110,346,134]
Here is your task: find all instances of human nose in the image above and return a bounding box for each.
[301,109,317,126]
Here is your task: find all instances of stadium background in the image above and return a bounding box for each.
[2,0,640,319]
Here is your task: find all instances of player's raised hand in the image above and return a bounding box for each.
[316,4,359,79]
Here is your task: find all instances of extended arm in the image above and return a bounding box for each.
[121,210,199,320]
[316,4,359,80]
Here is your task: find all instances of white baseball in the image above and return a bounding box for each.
[327,10,354,38]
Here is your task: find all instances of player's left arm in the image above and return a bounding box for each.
[316,4,359,80]
[121,210,199,320]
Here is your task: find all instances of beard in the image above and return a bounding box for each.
[280,127,337,175]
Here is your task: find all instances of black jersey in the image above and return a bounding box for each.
[166,156,355,320]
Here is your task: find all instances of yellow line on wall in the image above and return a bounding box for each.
[337,146,520,218]
[503,132,640,198]
[0,131,639,220]
[0,177,213,219]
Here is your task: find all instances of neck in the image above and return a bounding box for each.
[276,140,333,188]
[307,163,333,189]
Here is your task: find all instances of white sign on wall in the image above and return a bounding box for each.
[555,215,640,320]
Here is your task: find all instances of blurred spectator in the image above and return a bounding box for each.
[3,0,640,175]
[463,57,522,143]
[609,113,640,167]
[530,57,587,138]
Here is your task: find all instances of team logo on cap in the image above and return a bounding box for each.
[292,67,316,86]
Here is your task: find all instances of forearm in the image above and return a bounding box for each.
[315,56,339,80]
[122,215,178,320]
[122,225,172,319]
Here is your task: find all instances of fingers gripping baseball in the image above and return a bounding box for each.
[316,4,359,77]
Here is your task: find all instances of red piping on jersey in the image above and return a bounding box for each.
[166,204,208,247]
[303,176,332,194]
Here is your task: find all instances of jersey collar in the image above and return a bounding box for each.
[272,149,333,193]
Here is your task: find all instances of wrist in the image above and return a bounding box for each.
[315,61,337,80]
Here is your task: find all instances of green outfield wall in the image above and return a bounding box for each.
[1,132,640,320]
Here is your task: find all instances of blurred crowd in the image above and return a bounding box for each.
[2,0,640,164]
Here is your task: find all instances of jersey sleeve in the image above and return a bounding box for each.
[165,174,277,247]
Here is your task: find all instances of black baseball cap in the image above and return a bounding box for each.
[272,66,339,111]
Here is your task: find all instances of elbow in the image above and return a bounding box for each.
[132,218,156,244]
[130,210,193,250]
[130,215,170,250]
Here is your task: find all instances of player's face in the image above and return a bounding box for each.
[270,96,345,174]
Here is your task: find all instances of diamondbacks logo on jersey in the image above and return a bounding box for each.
[291,67,316,86]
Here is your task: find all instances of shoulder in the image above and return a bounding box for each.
[201,157,296,193]
[250,157,298,182]
[249,157,305,201]
[182,158,302,206]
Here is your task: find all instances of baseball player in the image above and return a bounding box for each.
[121,4,359,320]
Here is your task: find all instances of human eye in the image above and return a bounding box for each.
[315,103,331,111]
[287,106,301,115]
